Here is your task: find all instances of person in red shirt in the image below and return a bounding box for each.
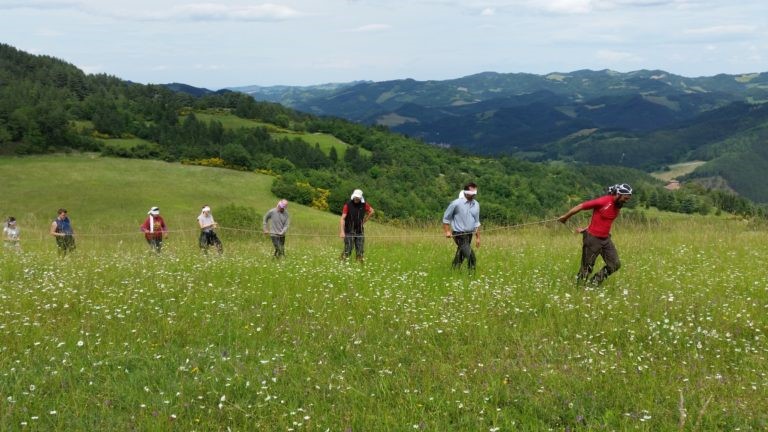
[140,206,168,253]
[558,183,633,286]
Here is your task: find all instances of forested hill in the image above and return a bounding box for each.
[0,43,763,220]
[235,70,768,203]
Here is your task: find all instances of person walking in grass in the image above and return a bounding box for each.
[50,208,75,255]
[558,183,633,286]
[3,217,20,250]
[198,205,223,255]
[339,189,374,262]
[263,199,290,258]
[141,206,168,253]
[442,182,481,272]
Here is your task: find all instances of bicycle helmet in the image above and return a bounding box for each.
[614,183,633,195]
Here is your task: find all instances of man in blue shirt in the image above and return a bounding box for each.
[50,208,76,256]
[442,183,481,271]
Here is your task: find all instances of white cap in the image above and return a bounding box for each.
[148,206,160,215]
[351,189,364,200]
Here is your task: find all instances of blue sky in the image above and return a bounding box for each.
[1,0,766,89]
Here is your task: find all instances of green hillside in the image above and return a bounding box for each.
[0,154,341,241]
[0,43,764,221]
[236,69,768,204]
[184,111,367,158]
[684,123,768,202]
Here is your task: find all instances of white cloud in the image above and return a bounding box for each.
[141,3,300,21]
[530,0,623,14]
[314,59,360,70]
[519,0,693,15]
[0,1,302,21]
[79,64,104,74]
[194,63,226,70]
[595,49,642,62]
[35,28,65,37]
[344,23,391,32]
[0,0,80,10]
[2,0,766,86]
[538,0,595,14]
[684,24,757,36]
[175,3,299,21]
[613,0,679,6]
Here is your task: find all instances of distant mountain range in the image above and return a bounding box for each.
[228,70,768,202]
[163,83,231,97]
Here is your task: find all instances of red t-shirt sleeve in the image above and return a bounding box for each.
[581,196,605,210]
[342,203,349,215]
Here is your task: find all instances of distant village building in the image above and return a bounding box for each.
[665,180,681,191]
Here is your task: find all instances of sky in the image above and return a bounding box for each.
[1,0,766,89]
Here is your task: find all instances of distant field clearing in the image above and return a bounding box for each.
[651,161,706,182]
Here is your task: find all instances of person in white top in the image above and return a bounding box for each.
[197,205,223,254]
[3,217,20,250]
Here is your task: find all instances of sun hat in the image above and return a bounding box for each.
[148,206,160,215]
[351,189,364,200]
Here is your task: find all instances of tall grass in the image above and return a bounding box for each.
[0,155,766,430]
[2,219,766,430]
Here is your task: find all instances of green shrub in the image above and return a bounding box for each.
[215,204,261,230]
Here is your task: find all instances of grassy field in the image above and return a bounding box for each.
[0,155,766,431]
[651,161,707,182]
[182,112,279,132]
[99,137,160,151]
[271,131,372,158]
[0,154,340,238]
[184,112,362,158]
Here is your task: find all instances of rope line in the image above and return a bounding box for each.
[11,217,563,240]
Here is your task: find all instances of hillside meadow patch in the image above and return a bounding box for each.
[0,155,766,430]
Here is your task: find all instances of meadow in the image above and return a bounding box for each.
[651,162,707,182]
[182,111,363,158]
[1,155,766,431]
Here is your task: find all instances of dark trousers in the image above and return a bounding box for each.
[579,232,621,285]
[452,231,476,270]
[146,237,163,253]
[270,235,285,257]
[200,231,223,254]
[342,234,364,259]
[56,235,76,255]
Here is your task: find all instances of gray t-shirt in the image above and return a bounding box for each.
[263,208,290,235]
